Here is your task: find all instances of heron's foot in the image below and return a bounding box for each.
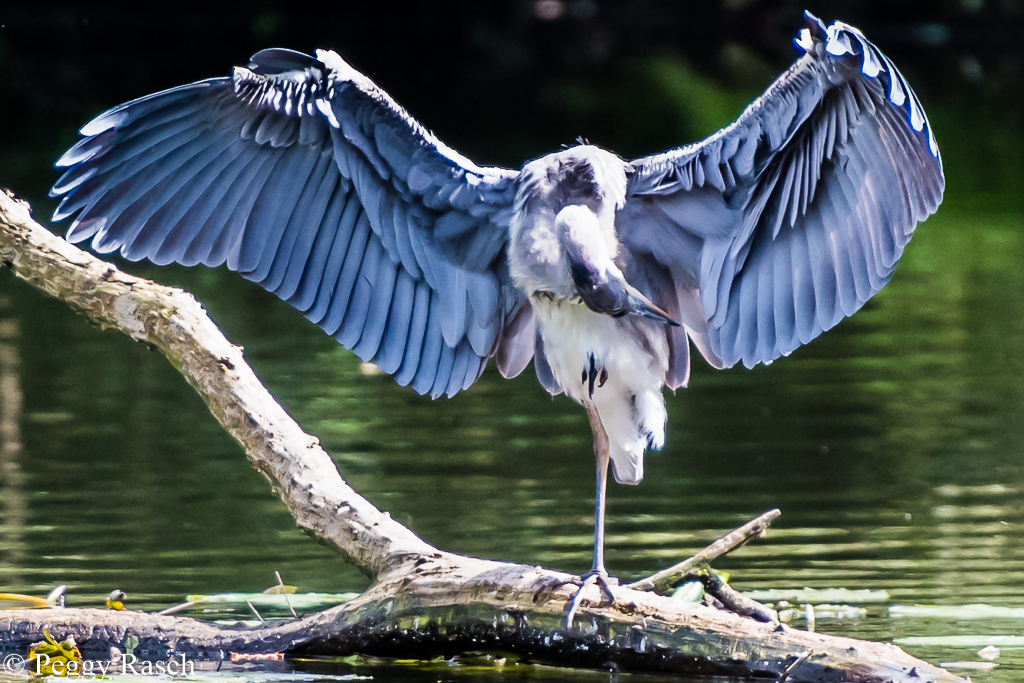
[581,353,608,399]
[565,569,618,628]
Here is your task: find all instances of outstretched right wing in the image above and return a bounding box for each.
[619,13,944,381]
[51,48,535,398]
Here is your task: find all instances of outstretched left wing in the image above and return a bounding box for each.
[618,13,944,385]
[51,48,535,398]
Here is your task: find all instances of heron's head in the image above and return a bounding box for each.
[509,145,628,295]
[516,144,627,219]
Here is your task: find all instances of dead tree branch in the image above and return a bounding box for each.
[627,508,782,594]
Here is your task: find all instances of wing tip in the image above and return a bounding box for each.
[79,110,127,138]
[799,16,942,165]
[795,11,828,53]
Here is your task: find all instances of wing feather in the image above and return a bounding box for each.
[304,186,361,322]
[789,226,817,345]
[377,269,417,375]
[429,332,456,398]
[394,281,432,386]
[266,152,337,297]
[153,138,256,265]
[411,293,445,395]
[318,207,371,335]
[770,235,797,356]
[336,223,381,348]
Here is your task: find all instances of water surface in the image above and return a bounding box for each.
[2,208,1022,681]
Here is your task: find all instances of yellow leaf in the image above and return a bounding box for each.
[106,589,127,610]
[28,629,82,676]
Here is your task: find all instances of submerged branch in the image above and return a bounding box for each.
[699,568,779,624]
[0,189,963,683]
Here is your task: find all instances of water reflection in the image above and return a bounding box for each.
[1,205,1023,682]
[0,296,27,581]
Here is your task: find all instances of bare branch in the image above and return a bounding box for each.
[627,508,781,594]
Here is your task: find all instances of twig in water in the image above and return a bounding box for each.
[275,571,297,619]
[780,650,812,681]
[626,509,781,594]
[157,601,195,616]
[247,601,264,623]
[157,601,196,616]
[46,586,66,608]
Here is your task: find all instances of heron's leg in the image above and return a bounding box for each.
[589,406,611,577]
[565,404,618,627]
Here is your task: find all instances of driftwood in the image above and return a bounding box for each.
[0,188,963,682]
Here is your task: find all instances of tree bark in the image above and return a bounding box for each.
[0,188,963,682]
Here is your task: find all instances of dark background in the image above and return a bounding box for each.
[2,1,1022,212]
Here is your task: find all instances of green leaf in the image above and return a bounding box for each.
[670,581,705,603]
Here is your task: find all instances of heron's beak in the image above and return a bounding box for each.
[625,284,680,327]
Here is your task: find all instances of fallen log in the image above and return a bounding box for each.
[0,187,963,681]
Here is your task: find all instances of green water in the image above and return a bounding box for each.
[3,4,1024,681]
[6,208,1023,682]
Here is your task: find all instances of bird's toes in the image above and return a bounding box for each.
[581,353,608,399]
[565,570,618,628]
[551,573,585,589]
[550,570,617,590]
[595,572,618,602]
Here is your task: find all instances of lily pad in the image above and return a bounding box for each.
[778,604,867,622]
[185,592,359,611]
[938,661,998,671]
[896,635,1024,648]
[743,588,890,604]
[889,604,1024,619]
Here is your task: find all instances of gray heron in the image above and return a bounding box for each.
[50,12,943,625]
